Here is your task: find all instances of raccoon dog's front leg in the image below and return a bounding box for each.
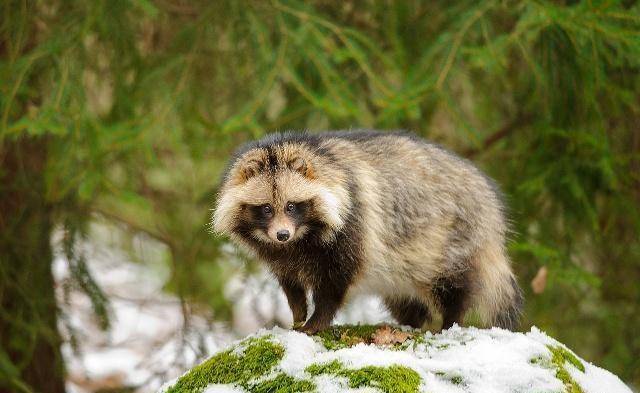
[298,281,347,334]
[278,277,307,326]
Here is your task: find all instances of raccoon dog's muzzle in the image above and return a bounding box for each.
[268,216,296,243]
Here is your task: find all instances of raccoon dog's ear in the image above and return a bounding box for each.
[288,157,314,178]
[234,159,263,183]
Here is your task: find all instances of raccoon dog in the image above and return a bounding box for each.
[212,131,523,334]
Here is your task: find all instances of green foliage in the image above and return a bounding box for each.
[2,0,640,389]
[61,218,111,331]
[306,360,421,393]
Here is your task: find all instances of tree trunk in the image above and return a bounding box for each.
[0,136,66,393]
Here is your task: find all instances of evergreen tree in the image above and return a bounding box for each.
[1,1,639,390]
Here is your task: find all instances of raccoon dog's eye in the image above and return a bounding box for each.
[286,202,296,213]
[262,204,273,215]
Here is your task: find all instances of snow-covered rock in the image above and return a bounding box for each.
[160,324,631,393]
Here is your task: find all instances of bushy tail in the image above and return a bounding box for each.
[473,244,524,330]
[493,276,524,330]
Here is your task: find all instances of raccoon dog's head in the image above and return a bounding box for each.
[212,137,350,247]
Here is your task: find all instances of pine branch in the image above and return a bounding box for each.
[463,114,531,158]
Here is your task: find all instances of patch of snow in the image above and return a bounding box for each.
[275,327,325,380]
[313,375,364,393]
[570,361,632,393]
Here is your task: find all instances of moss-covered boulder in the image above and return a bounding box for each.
[160,325,631,393]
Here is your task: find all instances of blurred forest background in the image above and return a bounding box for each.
[1,0,639,392]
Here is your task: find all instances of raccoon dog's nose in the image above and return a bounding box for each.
[276,230,290,242]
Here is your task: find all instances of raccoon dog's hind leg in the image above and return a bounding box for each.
[432,269,471,330]
[431,219,475,330]
[431,247,524,331]
[384,297,431,329]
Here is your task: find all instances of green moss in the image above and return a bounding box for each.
[306,360,344,376]
[165,336,284,393]
[434,371,464,386]
[548,345,585,373]
[316,324,381,350]
[548,345,585,393]
[554,368,583,393]
[391,333,431,352]
[407,333,427,349]
[251,373,315,393]
[165,336,316,393]
[530,346,585,393]
[316,324,421,351]
[305,360,421,393]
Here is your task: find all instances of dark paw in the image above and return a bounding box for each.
[293,323,316,335]
[298,325,319,335]
[292,311,307,325]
